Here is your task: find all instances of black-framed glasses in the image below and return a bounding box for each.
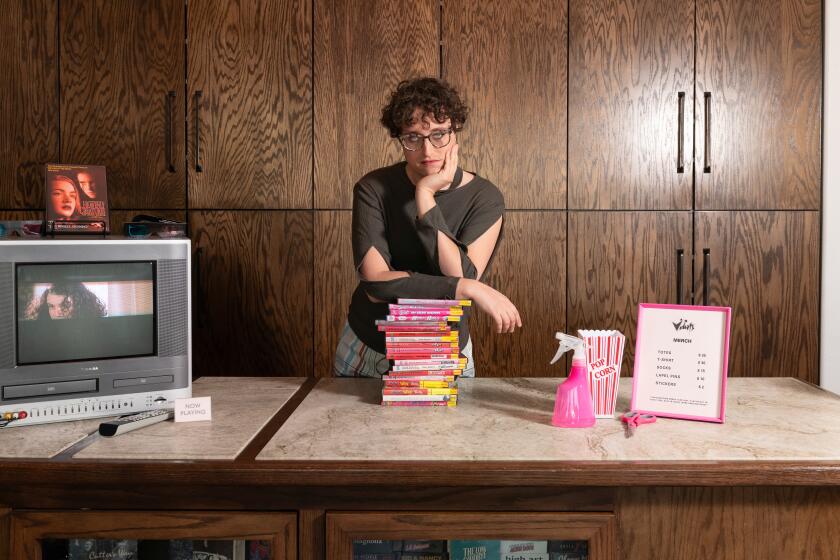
[398,128,453,151]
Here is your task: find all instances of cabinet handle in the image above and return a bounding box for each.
[676,249,684,305]
[166,91,176,172]
[194,247,204,328]
[677,92,685,173]
[194,90,203,172]
[703,92,711,173]
[702,248,710,306]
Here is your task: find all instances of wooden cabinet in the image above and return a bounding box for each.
[327,511,617,559]
[0,0,58,210]
[443,0,567,210]
[314,0,438,209]
[568,212,693,375]
[190,211,313,377]
[695,212,820,382]
[569,0,694,210]
[10,511,296,560]
[472,211,567,377]
[187,0,312,210]
[695,0,822,210]
[60,0,185,210]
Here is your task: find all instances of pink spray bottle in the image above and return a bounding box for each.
[550,332,596,428]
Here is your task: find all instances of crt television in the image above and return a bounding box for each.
[0,238,191,427]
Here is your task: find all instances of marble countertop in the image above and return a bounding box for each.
[73,377,305,460]
[257,377,840,462]
[0,416,109,459]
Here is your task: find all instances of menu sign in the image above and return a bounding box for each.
[631,303,731,423]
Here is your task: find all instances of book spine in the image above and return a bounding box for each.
[392,359,466,366]
[385,315,461,322]
[378,325,452,332]
[385,369,462,376]
[389,304,462,313]
[390,364,464,372]
[383,380,454,388]
[382,388,458,395]
[382,394,450,402]
[386,353,462,360]
[383,375,456,382]
[381,400,454,407]
[398,298,472,306]
[385,336,458,343]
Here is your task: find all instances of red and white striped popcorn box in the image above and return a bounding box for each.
[579,330,626,419]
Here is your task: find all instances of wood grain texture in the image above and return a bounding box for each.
[568,212,693,375]
[618,487,840,559]
[696,0,822,209]
[695,212,820,382]
[328,512,617,560]
[188,0,312,209]
[60,0,185,209]
[0,0,58,210]
[569,0,693,210]
[299,510,325,560]
[11,511,296,560]
[314,211,354,377]
[472,211,566,377]
[190,211,313,377]
[0,507,8,560]
[443,0,567,210]
[314,0,438,209]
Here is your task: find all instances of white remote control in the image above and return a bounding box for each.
[98,408,174,437]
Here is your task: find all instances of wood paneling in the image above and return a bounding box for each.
[314,0,438,209]
[569,0,693,210]
[0,0,58,210]
[472,211,566,377]
[696,0,822,210]
[695,212,820,382]
[618,487,840,559]
[299,510,325,560]
[188,0,312,209]
[0,507,8,560]
[443,0,567,210]
[60,0,185,209]
[568,212,692,375]
[327,512,617,560]
[314,211,355,377]
[190,211,313,377]
[11,511,296,560]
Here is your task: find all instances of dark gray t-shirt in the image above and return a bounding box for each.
[348,161,505,354]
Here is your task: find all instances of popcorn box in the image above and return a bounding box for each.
[579,330,626,418]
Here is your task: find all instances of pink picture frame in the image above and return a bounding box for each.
[631,303,732,423]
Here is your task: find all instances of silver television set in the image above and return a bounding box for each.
[0,238,191,427]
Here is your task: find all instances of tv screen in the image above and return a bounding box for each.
[15,262,155,365]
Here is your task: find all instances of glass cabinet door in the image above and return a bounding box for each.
[328,512,616,560]
[11,511,295,560]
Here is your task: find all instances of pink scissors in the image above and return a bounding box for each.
[621,411,656,438]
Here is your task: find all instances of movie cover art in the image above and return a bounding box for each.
[45,163,110,233]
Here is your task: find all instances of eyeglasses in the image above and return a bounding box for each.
[398,128,453,151]
[0,220,44,238]
[125,222,187,239]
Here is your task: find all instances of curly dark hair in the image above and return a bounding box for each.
[33,282,107,320]
[380,77,469,138]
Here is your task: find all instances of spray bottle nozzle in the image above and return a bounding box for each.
[550,332,587,365]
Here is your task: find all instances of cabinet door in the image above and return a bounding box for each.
[568,212,693,375]
[11,511,296,560]
[188,0,312,209]
[60,0,185,209]
[191,211,313,377]
[0,0,58,210]
[695,212,820,382]
[472,211,567,377]
[327,511,616,560]
[314,0,438,209]
[696,0,821,209]
[443,0,567,210]
[569,0,693,210]
[314,210,355,377]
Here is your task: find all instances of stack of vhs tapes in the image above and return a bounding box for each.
[378,298,471,407]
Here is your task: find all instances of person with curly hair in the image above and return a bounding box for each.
[333,77,521,378]
[32,282,107,320]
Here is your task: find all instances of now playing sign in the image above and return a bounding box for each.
[175,396,212,422]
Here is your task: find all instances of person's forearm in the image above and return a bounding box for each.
[361,270,459,303]
[416,189,474,278]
